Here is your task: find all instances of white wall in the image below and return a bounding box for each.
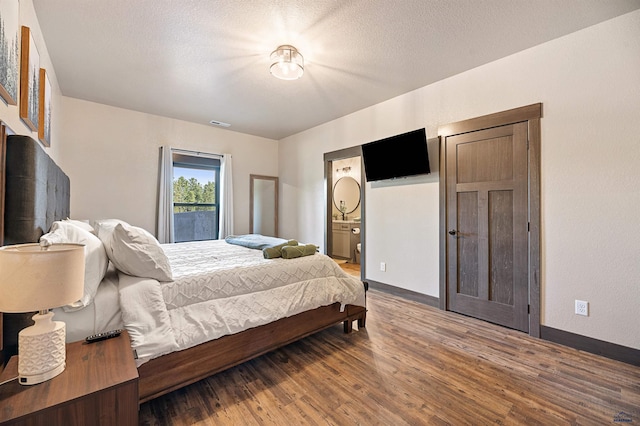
[0,0,63,159]
[16,4,637,350]
[279,10,640,350]
[58,97,278,235]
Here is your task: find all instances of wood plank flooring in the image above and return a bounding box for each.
[138,290,640,425]
[339,261,360,277]
[332,258,361,278]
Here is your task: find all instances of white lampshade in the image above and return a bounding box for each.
[270,45,304,80]
[0,243,85,385]
[0,243,85,312]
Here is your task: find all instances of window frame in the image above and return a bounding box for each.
[171,153,221,242]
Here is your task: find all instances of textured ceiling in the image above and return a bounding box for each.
[33,0,640,140]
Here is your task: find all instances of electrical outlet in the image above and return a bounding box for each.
[380,262,386,272]
[575,300,589,316]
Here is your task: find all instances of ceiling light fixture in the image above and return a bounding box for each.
[270,45,304,80]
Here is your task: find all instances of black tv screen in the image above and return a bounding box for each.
[362,128,430,182]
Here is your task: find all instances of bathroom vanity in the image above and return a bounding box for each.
[332,220,360,262]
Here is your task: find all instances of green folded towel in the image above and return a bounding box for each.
[262,240,298,259]
[281,244,318,259]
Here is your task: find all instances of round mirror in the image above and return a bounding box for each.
[333,177,361,214]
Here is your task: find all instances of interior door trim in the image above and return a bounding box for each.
[438,103,542,337]
[323,146,365,281]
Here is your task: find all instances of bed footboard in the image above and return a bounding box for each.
[344,304,367,332]
[138,302,366,403]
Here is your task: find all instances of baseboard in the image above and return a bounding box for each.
[365,279,439,307]
[540,325,639,367]
[365,283,638,367]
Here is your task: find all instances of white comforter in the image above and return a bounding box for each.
[118,240,366,365]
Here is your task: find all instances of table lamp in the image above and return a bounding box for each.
[0,243,84,385]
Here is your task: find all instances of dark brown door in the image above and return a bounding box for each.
[446,122,529,332]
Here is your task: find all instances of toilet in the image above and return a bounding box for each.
[355,243,361,264]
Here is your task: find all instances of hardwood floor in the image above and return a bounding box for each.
[339,262,360,277]
[139,290,640,425]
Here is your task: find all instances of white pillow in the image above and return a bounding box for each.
[63,218,95,234]
[40,221,109,311]
[106,222,173,282]
[94,219,128,255]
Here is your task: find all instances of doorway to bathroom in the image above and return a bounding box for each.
[324,146,365,280]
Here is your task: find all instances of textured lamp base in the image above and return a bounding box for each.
[18,312,67,385]
[18,360,66,385]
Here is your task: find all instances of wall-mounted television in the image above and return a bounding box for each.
[361,128,430,182]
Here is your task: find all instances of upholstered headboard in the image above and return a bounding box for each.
[1,134,70,364]
[4,135,70,244]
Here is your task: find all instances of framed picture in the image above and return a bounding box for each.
[0,0,19,105]
[38,68,51,146]
[19,25,39,132]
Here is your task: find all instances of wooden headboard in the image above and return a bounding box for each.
[0,133,71,364]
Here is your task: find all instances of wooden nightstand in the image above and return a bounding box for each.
[0,330,138,425]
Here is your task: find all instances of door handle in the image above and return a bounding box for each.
[448,229,457,236]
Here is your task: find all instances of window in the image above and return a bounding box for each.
[172,153,220,242]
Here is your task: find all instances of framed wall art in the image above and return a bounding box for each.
[19,25,39,131]
[0,0,19,105]
[38,68,51,146]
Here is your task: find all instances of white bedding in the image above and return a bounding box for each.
[53,264,123,342]
[117,240,366,365]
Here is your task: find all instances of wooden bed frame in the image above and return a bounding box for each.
[0,131,367,403]
[138,303,366,402]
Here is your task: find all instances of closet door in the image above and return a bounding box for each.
[438,103,542,337]
[445,122,529,332]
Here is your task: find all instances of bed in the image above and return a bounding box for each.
[1,134,367,403]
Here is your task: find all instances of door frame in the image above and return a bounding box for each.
[324,146,365,281]
[438,103,542,337]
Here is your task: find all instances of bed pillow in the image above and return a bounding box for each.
[63,218,96,234]
[93,218,129,251]
[107,222,173,282]
[40,221,109,311]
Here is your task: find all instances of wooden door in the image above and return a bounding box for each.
[445,122,529,332]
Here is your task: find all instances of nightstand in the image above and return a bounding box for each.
[0,330,138,425]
